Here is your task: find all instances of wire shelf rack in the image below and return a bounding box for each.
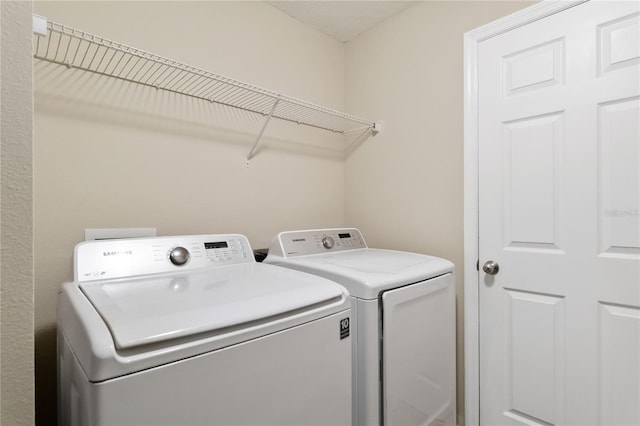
[32,16,379,162]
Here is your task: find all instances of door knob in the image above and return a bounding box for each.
[482,260,500,275]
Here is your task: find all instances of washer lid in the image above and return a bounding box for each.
[80,263,345,350]
[268,249,454,300]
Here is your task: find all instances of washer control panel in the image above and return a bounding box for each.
[276,228,367,257]
[75,234,253,282]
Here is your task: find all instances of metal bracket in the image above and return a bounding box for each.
[246,99,280,167]
[33,15,47,36]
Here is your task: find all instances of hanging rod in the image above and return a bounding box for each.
[32,15,380,163]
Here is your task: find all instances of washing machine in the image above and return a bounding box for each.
[58,234,352,426]
[265,228,456,426]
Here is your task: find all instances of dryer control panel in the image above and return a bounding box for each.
[75,234,253,281]
[273,228,367,257]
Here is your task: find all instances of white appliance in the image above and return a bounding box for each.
[265,228,456,426]
[58,234,352,426]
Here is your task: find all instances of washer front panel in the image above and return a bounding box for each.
[59,307,353,425]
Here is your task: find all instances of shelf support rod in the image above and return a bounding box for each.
[246,98,280,166]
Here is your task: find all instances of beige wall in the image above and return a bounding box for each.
[33,1,347,422]
[344,1,534,424]
[1,1,35,425]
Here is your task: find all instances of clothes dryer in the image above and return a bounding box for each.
[265,228,456,426]
[58,234,352,426]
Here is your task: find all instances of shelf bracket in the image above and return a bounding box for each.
[246,98,280,166]
[32,15,48,36]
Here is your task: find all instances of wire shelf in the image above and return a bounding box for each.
[33,18,379,144]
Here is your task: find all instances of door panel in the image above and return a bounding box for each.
[598,303,640,426]
[478,2,640,425]
[503,38,564,97]
[506,289,565,426]
[381,274,456,426]
[503,111,564,251]
[598,97,639,256]
[598,13,640,75]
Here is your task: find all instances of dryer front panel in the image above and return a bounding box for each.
[381,274,456,426]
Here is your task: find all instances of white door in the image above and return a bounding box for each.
[478,1,639,425]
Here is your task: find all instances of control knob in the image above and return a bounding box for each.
[169,246,190,266]
[322,236,335,249]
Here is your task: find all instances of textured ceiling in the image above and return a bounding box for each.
[268,1,418,42]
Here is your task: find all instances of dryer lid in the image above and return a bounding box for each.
[267,249,454,300]
[80,263,345,350]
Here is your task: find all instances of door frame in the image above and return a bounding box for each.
[462,1,588,424]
